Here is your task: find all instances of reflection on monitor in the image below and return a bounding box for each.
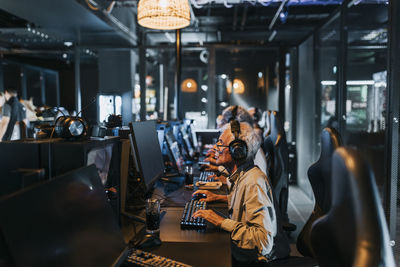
[129,121,165,189]
[180,125,194,158]
[170,121,182,141]
[157,130,165,151]
[194,129,220,147]
[86,144,114,185]
[0,165,126,267]
[165,131,185,174]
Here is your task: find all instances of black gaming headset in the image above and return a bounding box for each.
[228,106,248,161]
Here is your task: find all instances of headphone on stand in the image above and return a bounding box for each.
[228,106,248,162]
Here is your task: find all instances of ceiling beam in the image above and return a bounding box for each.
[76,0,137,45]
[232,6,238,31]
[269,0,288,30]
[240,5,248,31]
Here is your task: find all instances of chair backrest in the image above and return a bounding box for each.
[296,127,342,257]
[310,147,395,267]
[310,127,342,213]
[262,110,272,175]
[269,111,289,184]
[264,111,294,230]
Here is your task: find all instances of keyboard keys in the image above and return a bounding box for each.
[180,200,207,230]
[126,248,192,267]
[198,171,214,182]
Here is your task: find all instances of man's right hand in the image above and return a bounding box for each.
[211,174,227,184]
[192,190,226,203]
[204,157,217,165]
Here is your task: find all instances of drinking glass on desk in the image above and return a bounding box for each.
[146,199,160,233]
[184,165,193,185]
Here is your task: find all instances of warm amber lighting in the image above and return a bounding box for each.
[226,79,245,94]
[181,78,198,93]
[137,0,190,30]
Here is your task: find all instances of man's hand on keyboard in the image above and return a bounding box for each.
[204,157,217,165]
[192,190,227,203]
[203,164,219,172]
[206,174,226,184]
[206,174,216,181]
[192,209,224,227]
[205,145,217,157]
[212,174,227,184]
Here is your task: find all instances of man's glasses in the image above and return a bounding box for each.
[216,141,229,151]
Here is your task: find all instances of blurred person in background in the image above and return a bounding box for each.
[0,88,27,141]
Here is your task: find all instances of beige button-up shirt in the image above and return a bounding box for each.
[220,165,276,262]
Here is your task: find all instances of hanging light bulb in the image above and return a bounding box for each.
[137,0,191,30]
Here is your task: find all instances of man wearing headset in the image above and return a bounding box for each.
[193,121,288,266]
[201,105,267,178]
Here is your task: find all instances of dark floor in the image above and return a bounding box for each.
[287,185,314,256]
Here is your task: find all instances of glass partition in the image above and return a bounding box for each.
[316,14,340,132]
[344,3,388,190]
[345,4,388,133]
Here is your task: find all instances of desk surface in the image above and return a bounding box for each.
[147,242,231,267]
[137,180,232,267]
[160,207,230,244]
[142,207,231,267]
[153,178,229,209]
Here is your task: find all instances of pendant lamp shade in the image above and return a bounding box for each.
[137,0,191,30]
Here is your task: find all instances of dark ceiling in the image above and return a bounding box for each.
[0,0,388,63]
[146,2,341,45]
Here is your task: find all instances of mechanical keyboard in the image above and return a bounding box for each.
[125,248,193,267]
[180,200,207,230]
[198,171,214,182]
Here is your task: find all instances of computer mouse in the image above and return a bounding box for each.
[137,233,162,249]
[192,193,207,200]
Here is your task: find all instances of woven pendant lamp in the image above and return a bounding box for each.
[137,0,191,30]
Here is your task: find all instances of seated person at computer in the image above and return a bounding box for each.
[200,105,267,181]
[193,121,287,266]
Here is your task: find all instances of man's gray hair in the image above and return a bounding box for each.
[223,122,261,161]
[220,105,254,126]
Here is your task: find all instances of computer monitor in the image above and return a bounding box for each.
[195,129,220,146]
[179,124,195,159]
[165,130,185,174]
[169,121,182,141]
[184,119,196,148]
[156,123,167,151]
[129,121,165,189]
[0,165,126,267]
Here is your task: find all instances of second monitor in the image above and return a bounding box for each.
[129,121,165,191]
